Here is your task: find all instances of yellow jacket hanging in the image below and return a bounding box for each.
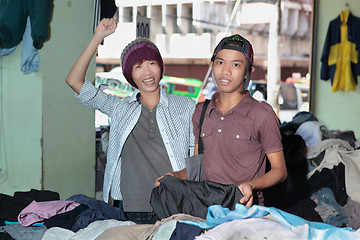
[321,11,360,92]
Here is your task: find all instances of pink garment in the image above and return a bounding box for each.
[18,200,80,226]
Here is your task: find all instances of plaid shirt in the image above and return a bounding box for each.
[76,80,195,202]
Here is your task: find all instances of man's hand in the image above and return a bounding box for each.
[154,168,188,187]
[238,182,254,208]
[94,18,118,40]
[154,172,175,187]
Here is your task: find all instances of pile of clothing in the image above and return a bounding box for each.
[0,189,127,240]
[265,111,360,229]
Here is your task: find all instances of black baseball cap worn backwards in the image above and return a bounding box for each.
[211,34,254,65]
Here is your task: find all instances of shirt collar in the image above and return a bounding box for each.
[159,85,169,107]
[207,92,219,116]
[128,85,168,107]
[208,91,254,116]
[128,88,140,103]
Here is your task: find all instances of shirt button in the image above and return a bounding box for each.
[150,129,154,132]
[218,129,222,133]
[202,133,205,137]
[236,135,239,139]
[220,117,224,120]
[150,120,154,123]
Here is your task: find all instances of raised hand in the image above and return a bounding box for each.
[65,18,118,94]
[94,18,118,40]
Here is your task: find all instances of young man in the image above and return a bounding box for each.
[66,18,195,224]
[156,34,287,208]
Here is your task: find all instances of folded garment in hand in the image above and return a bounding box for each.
[150,175,244,219]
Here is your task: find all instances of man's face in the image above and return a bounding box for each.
[132,60,161,93]
[211,49,247,95]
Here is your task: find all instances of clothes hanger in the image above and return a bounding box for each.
[345,2,350,11]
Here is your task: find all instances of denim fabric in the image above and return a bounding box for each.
[21,17,39,74]
[0,47,16,56]
[308,163,348,206]
[311,187,348,227]
[306,141,360,204]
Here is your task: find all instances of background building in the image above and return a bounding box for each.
[97,0,312,83]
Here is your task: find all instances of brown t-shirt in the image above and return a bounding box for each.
[193,91,283,190]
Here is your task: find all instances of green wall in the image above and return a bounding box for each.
[0,0,96,199]
[0,48,42,191]
[312,0,360,141]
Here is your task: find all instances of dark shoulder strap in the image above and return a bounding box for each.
[198,99,210,154]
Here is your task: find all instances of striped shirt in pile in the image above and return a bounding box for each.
[76,80,196,202]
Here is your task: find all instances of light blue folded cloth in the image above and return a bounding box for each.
[181,203,360,240]
[21,16,39,74]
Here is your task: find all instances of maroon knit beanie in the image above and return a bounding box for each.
[120,38,164,89]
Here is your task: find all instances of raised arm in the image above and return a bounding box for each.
[65,18,118,94]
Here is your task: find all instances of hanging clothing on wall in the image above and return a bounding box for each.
[0,17,40,74]
[0,0,53,73]
[320,10,360,92]
[0,0,54,50]
[21,17,40,74]
[0,0,27,49]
